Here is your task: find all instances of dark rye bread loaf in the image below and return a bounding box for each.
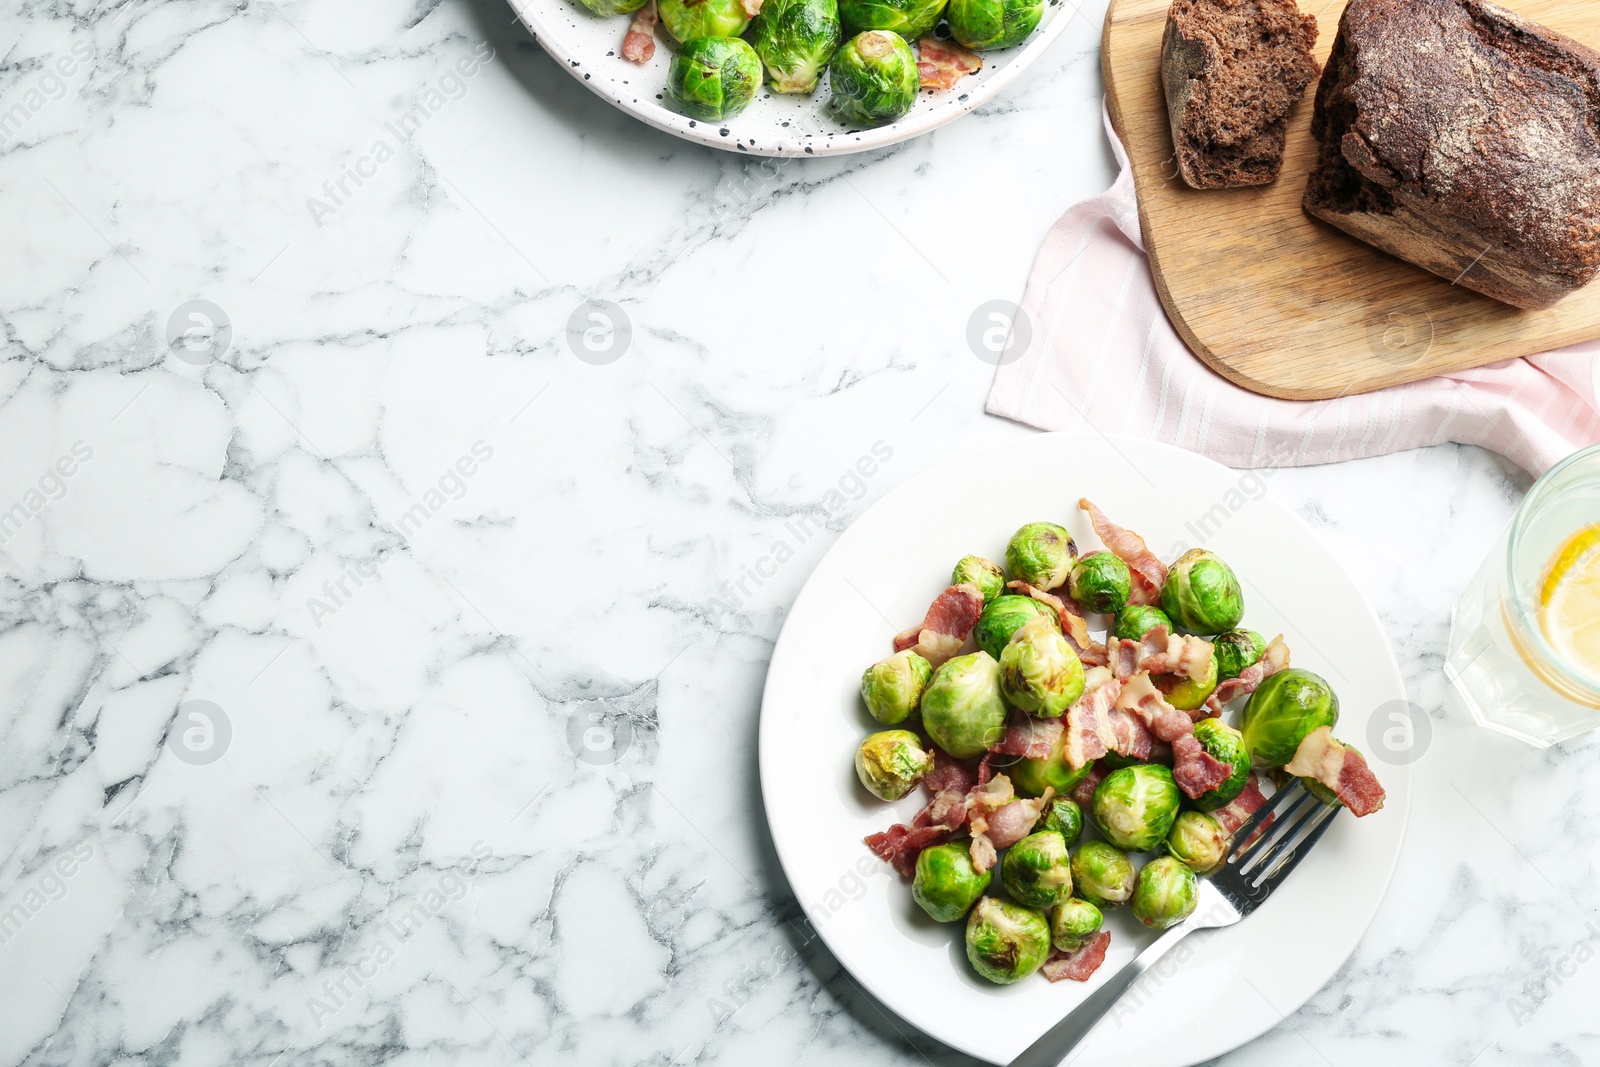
[1303,0,1600,310]
[1161,0,1320,189]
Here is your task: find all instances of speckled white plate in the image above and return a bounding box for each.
[508,0,1082,155]
[759,434,1411,1066]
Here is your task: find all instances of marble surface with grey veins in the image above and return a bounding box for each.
[1,0,1597,1064]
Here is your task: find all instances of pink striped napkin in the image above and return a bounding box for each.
[986,108,1600,475]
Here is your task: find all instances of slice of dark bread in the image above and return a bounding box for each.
[1303,0,1600,310]
[1161,0,1320,190]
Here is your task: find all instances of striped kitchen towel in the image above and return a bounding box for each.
[986,107,1600,475]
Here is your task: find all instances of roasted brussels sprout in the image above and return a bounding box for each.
[1070,840,1136,908]
[912,842,989,922]
[999,615,1086,718]
[1188,718,1251,811]
[952,554,1006,604]
[1005,522,1077,592]
[1241,668,1340,768]
[1069,552,1132,615]
[946,0,1042,50]
[1214,628,1267,680]
[965,897,1052,984]
[1132,855,1198,929]
[667,37,762,120]
[572,0,650,16]
[1161,548,1245,634]
[1000,831,1074,909]
[1040,797,1084,845]
[919,651,1008,758]
[854,730,933,801]
[1050,898,1104,951]
[1165,810,1227,873]
[749,0,842,93]
[1159,644,1219,711]
[974,594,1059,660]
[1008,726,1096,799]
[661,0,751,40]
[828,30,919,127]
[1112,604,1173,642]
[838,0,946,38]
[1092,764,1181,852]
[860,649,933,726]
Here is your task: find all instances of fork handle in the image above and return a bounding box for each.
[1007,923,1195,1067]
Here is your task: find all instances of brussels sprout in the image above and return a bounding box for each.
[1159,645,1219,711]
[974,594,1059,660]
[1132,855,1198,930]
[860,649,933,725]
[1069,553,1132,615]
[749,0,842,93]
[838,0,946,39]
[1188,718,1251,811]
[1050,898,1104,952]
[1165,810,1227,873]
[854,730,933,801]
[1005,522,1077,592]
[912,842,989,922]
[660,0,751,41]
[1214,628,1267,680]
[1008,725,1096,799]
[667,37,762,120]
[1000,831,1074,909]
[1092,764,1181,852]
[946,0,1042,49]
[1161,548,1245,634]
[1040,797,1084,845]
[919,651,1008,758]
[1112,604,1173,642]
[1240,668,1340,768]
[1070,840,1136,908]
[964,897,1052,984]
[828,30,919,127]
[572,0,650,16]
[999,615,1085,718]
[952,554,1007,604]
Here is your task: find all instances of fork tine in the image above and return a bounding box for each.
[1225,781,1312,866]
[1253,802,1339,889]
[1236,790,1328,877]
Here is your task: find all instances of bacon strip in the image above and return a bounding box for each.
[1205,634,1291,713]
[864,823,954,878]
[1079,499,1167,606]
[1062,677,1152,766]
[916,35,981,90]
[1115,673,1194,743]
[1286,726,1386,817]
[1171,733,1232,799]
[1005,580,1100,660]
[621,0,657,63]
[1042,931,1111,982]
[1108,626,1213,683]
[923,749,977,795]
[1069,764,1110,807]
[965,775,1053,871]
[991,712,1064,760]
[739,0,763,14]
[1211,773,1267,835]
[892,583,985,666]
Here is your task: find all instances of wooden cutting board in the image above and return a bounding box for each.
[1101,0,1600,400]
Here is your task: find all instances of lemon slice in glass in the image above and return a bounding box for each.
[1540,524,1600,685]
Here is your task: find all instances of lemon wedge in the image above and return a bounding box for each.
[1540,524,1600,683]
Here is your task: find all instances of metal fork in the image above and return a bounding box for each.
[1009,782,1340,1067]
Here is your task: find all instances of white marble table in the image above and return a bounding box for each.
[2,0,1595,1064]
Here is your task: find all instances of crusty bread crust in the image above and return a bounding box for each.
[1161,0,1319,190]
[1303,0,1600,310]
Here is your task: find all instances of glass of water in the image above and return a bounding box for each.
[1445,444,1600,747]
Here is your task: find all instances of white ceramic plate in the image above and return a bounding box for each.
[758,434,1411,1066]
[509,0,1082,156]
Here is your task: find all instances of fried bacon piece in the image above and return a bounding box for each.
[1114,672,1195,743]
[1286,726,1386,817]
[864,823,952,877]
[1079,498,1167,605]
[892,583,985,666]
[1171,733,1232,799]
[621,0,657,63]
[1107,626,1214,683]
[1211,773,1267,835]
[916,35,982,90]
[1205,634,1291,713]
[1006,580,1100,659]
[1042,931,1111,982]
[1062,678,1153,767]
[991,712,1064,760]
